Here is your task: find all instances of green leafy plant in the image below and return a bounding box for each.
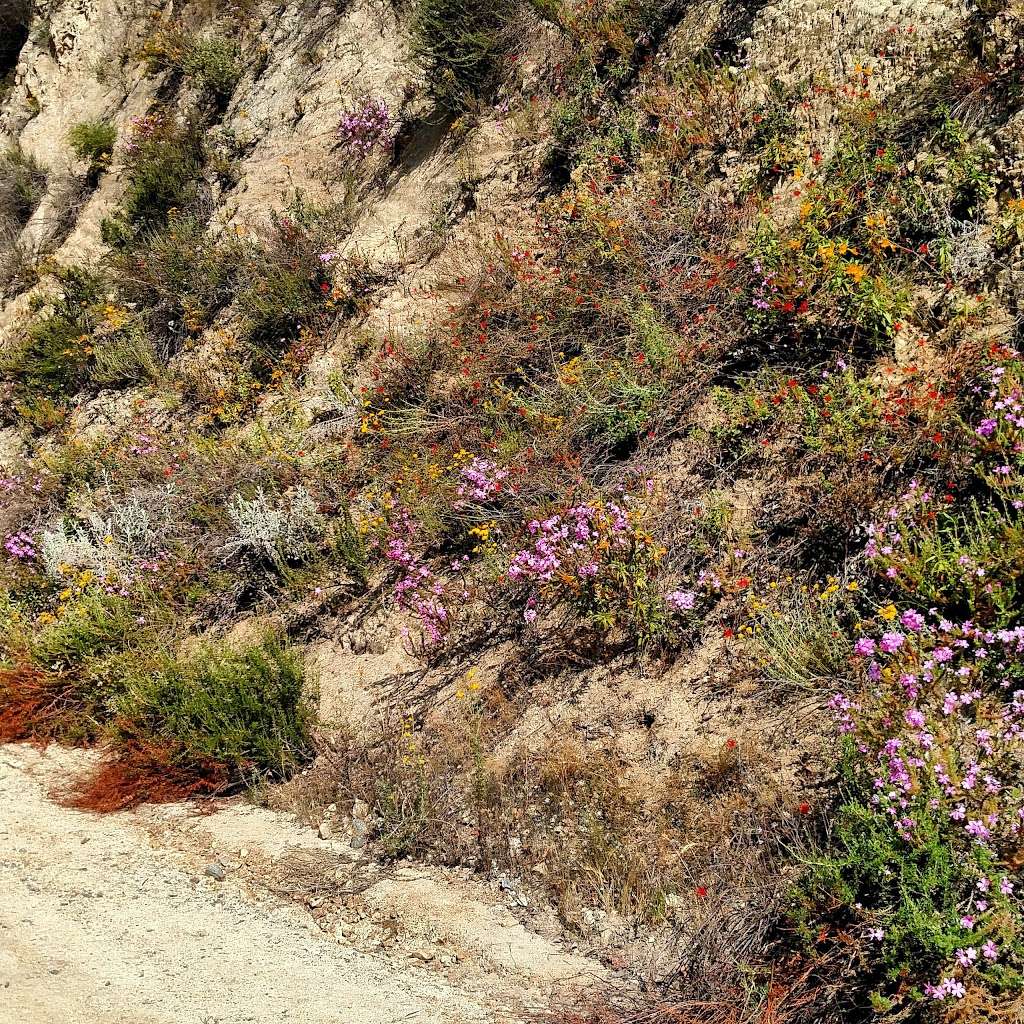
[0,145,46,227]
[1,265,158,413]
[410,0,517,107]
[102,115,204,241]
[116,636,314,781]
[2,265,103,401]
[67,120,117,177]
[142,29,242,101]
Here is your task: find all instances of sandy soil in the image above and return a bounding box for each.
[0,744,596,1024]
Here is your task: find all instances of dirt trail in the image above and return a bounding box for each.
[0,745,595,1024]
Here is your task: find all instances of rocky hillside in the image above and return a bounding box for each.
[1,0,1024,1020]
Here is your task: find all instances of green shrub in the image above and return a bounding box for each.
[181,35,242,99]
[67,120,117,176]
[102,116,204,241]
[142,29,242,101]
[3,265,103,399]
[0,145,46,227]
[870,499,1024,626]
[117,636,314,781]
[233,206,340,355]
[795,792,981,986]
[107,214,240,342]
[90,321,160,386]
[17,591,155,742]
[1,265,158,408]
[29,590,142,673]
[410,0,517,106]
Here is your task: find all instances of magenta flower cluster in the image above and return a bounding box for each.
[0,471,44,494]
[127,433,157,457]
[833,611,1024,997]
[506,502,630,622]
[3,531,35,560]
[666,589,696,612]
[508,503,626,581]
[337,98,395,159]
[383,513,467,648]
[456,457,510,504]
[972,361,1024,501]
[123,113,166,155]
[864,478,937,579]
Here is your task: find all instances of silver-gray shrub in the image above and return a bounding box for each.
[38,495,157,579]
[224,485,324,567]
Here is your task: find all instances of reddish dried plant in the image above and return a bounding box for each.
[61,741,229,813]
[0,664,80,743]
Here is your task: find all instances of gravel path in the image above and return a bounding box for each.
[0,745,500,1024]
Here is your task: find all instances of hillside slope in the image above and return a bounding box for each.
[2,1,1024,1021]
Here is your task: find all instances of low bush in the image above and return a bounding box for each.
[2,265,103,401]
[0,145,46,228]
[410,0,518,107]
[224,484,325,570]
[63,739,229,811]
[67,120,117,178]
[107,212,240,350]
[0,664,89,743]
[115,636,314,782]
[0,588,157,744]
[234,211,337,354]
[102,113,204,241]
[142,29,242,102]
[0,232,39,299]
[1,266,158,417]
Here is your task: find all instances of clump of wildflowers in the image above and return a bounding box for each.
[866,485,1019,623]
[383,512,464,649]
[972,359,1024,503]
[122,113,168,154]
[507,503,625,587]
[456,456,510,504]
[826,610,1024,1002]
[4,531,36,560]
[506,493,674,644]
[666,589,696,613]
[337,97,395,159]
